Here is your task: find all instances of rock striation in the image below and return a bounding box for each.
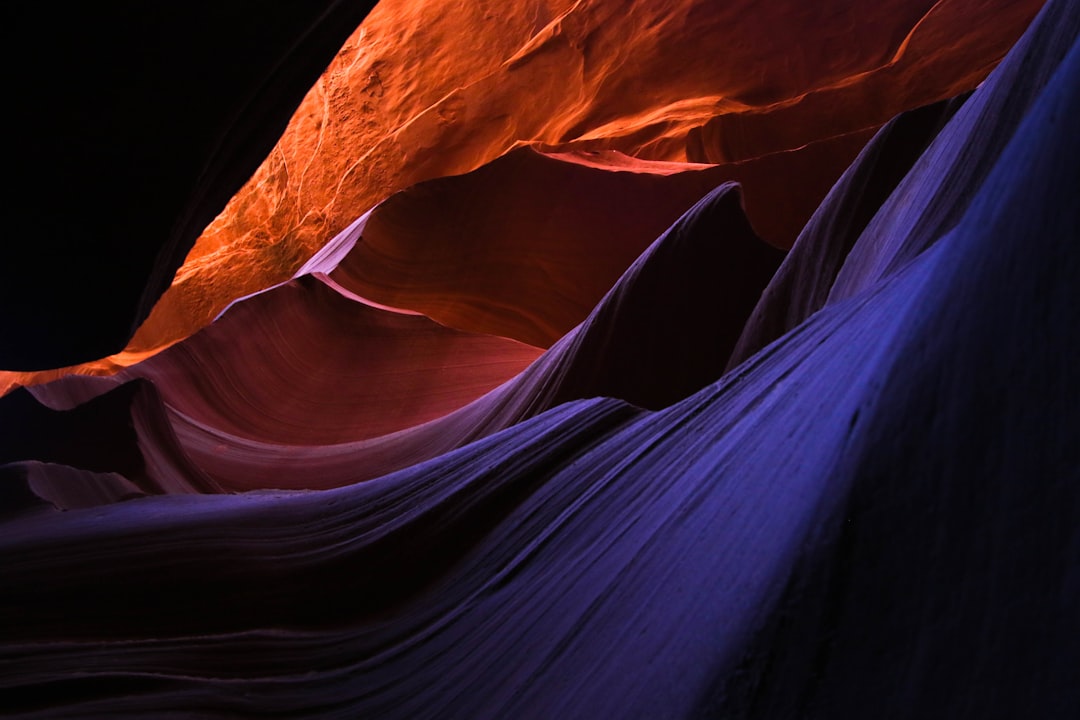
[1,0,1077,717]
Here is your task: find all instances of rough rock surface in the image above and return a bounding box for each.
[2,1,380,370]
[1,0,1041,388]
[1,0,1077,717]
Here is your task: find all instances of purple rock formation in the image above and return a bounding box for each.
[0,0,1077,717]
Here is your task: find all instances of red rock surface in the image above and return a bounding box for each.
[32,276,542,448]
[0,0,1040,391]
[20,182,779,496]
[330,146,847,347]
[3,1,1079,715]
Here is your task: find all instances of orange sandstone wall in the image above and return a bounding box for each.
[0,0,1043,395]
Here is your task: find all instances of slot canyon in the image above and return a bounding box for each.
[2,1,1077,717]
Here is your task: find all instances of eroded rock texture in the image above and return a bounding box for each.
[2,1,380,370]
[0,0,1042,389]
[1,0,1078,718]
[10,182,778,499]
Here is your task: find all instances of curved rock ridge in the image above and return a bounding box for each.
[1,1,379,370]
[21,182,780,494]
[514,183,784,412]
[729,28,1080,717]
[328,147,750,348]
[2,5,1076,713]
[730,0,1077,367]
[32,275,543,447]
[825,0,1079,302]
[4,2,1079,718]
[185,183,780,491]
[727,93,969,368]
[330,146,807,347]
[0,212,378,401]
[0,142,803,396]
[1,379,220,509]
[0,141,819,393]
[14,0,1040,386]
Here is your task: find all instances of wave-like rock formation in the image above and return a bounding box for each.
[1,379,219,509]
[733,0,1078,367]
[16,182,778,500]
[188,182,778,492]
[727,93,969,367]
[2,0,1078,717]
[39,275,541,447]
[5,0,1041,390]
[330,147,802,347]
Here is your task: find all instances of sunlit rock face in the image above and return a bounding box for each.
[157,0,1043,344]
[0,0,1041,391]
[3,0,1079,717]
[1,1,381,371]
